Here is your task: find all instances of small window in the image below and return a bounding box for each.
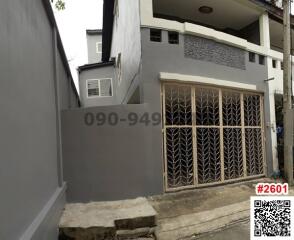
[87,79,112,98]
[150,29,162,42]
[249,52,256,63]
[116,53,122,83]
[87,80,99,97]
[281,62,284,70]
[96,42,102,54]
[259,55,265,65]
[272,59,277,68]
[168,32,179,44]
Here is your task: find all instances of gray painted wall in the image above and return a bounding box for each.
[79,65,117,107]
[0,0,79,239]
[87,33,102,63]
[110,0,142,104]
[139,28,274,179]
[61,105,163,203]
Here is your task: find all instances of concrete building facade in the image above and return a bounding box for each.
[61,0,293,203]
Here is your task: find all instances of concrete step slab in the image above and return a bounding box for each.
[59,197,157,240]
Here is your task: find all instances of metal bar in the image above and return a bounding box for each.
[241,93,247,178]
[162,84,169,191]
[260,96,267,175]
[192,86,198,186]
[219,89,225,182]
[165,174,266,192]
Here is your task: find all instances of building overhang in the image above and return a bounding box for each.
[86,29,103,35]
[78,61,115,73]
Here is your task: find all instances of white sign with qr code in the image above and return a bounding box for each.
[251,196,294,240]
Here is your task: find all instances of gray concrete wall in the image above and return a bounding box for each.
[110,0,142,104]
[79,65,117,107]
[61,105,163,203]
[139,28,274,178]
[57,50,79,109]
[0,0,79,239]
[87,33,102,63]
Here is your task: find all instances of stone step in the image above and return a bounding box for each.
[156,200,250,240]
[59,197,157,240]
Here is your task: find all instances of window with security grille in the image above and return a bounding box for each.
[163,84,265,190]
[150,29,162,42]
[87,79,112,98]
[168,32,179,44]
[249,52,256,63]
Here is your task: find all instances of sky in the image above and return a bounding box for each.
[53,0,103,91]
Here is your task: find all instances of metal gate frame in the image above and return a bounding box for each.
[162,83,266,192]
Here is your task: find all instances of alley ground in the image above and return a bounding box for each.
[193,221,250,240]
[60,178,285,239]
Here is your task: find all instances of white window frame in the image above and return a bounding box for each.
[86,78,113,98]
[96,42,102,54]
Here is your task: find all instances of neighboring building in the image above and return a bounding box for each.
[79,29,116,107]
[98,0,293,192]
[0,0,80,239]
[86,29,103,63]
[78,61,117,107]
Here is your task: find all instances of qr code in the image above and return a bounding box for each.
[251,197,294,240]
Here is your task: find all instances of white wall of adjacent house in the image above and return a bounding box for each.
[260,12,279,174]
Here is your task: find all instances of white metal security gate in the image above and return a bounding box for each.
[162,83,265,191]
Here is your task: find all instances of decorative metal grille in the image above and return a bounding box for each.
[244,94,261,126]
[222,91,241,126]
[163,84,265,191]
[224,128,243,180]
[197,128,221,184]
[165,85,192,126]
[246,128,264,176]
[166,128,194,188]
[195,88,219,126]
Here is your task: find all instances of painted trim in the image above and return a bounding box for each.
[159,72,258,91]
[20,183,66,240]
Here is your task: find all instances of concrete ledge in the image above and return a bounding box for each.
[20,183,67,240]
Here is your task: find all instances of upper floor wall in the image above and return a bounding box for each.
[110,0,141,104]
[87,30,103,63]
[139,0,294,94]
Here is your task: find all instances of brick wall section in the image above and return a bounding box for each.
[184,35,246,70]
